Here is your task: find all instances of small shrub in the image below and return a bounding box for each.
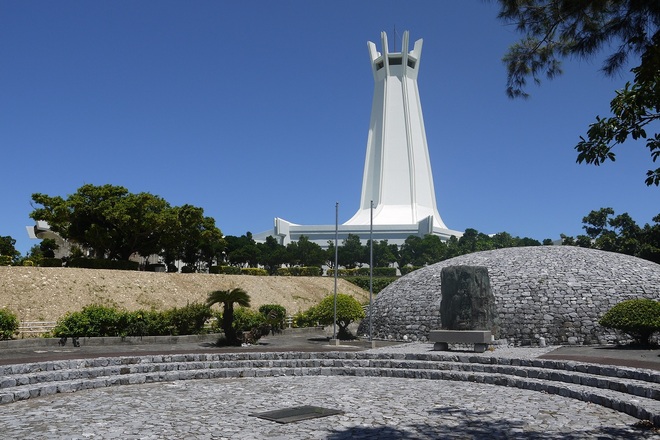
[53,304,126,338]
[240,268,268,276]
[0,308,19,340]
[40,258,63,267]
[209,265,241,275]
[0,255,13,266]
[145,263,166,272]
[54,303,212,338]
[293,306,319,328]
[278,267,322,276]
[400,266,422,275]
[232,307,266,332]
[259,304,287,331]
[181,265,195,273]
[165,303,212,335]
[68,258,139,271]
[599,298,660,345]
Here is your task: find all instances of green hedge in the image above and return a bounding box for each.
[68,258,140,271]
[327,267,397,277]
[145,263,166,272]
[40,258,63,267]
[276,266,322,276]
[53,303,213,338]
[400,266,422,275]
[209,266,241,275]
[241,268,269,276]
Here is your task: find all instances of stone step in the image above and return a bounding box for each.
[3,362,660,427]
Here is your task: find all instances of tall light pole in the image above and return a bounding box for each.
[369,200,373,342]
[333,202,338,341]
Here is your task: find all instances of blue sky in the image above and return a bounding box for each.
[2,1,657,255]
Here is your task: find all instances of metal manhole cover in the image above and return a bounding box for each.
[250,405,344,424]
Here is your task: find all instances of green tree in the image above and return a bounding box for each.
[257,236,288,274]
[163,204,225,271]
[39,238,59,258]
[206,288,251,346]
[314,293,365,340]
[366,239,398,268]
[30,184,171,260]
[398,235,447,267]
[639,214,660,263]
[496,0,660,185]
[338,234,366,269]
[286,235,325,267]
[0,236,20,263]
[225,232,260,267]
[458,228,494,254]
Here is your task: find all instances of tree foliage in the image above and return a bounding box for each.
[496,0,660,185]
[561,207,660,263]
[0,236,20,263]
[29,184,224,268]
[314,293,365,339]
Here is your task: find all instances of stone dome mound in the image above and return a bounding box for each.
[361,246,660,345]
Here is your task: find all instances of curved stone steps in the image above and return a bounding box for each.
[1,351,660,426]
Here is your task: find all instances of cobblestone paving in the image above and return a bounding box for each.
[2,375,660,439]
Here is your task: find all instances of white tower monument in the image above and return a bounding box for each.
[344,31,447,230]
[256,31,462,247]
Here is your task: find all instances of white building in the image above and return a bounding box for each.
[256,31,462,248]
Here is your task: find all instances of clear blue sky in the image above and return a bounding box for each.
[2,1,657,255]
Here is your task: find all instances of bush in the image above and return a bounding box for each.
[53,303,212,338]
[240,268,268,276]
[293,306,319,328]
[68,258,139,271]
[276,267,322,276]
[0,308,19,340]
[400,266,422,275]
[315,294,365,339]
[231,307,266,332]
[53,304,126,338]
[209,265,241,275]
[0,255,13,266]
[40,258,63,267]
[181,265,195,273]
[165,302,212,335]
[599,298,660,345]
[259,304,287,331]
[145,263,166,272]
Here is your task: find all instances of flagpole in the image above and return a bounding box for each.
[333,202,338,341]
[369,200,373,342]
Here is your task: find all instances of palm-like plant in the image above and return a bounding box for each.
[206,288,251,345]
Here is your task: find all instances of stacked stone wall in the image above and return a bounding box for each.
[359,246,660,345]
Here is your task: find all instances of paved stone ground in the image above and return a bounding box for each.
[2,343,660,439]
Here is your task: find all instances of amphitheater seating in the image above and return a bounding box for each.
[2,350,660,427]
